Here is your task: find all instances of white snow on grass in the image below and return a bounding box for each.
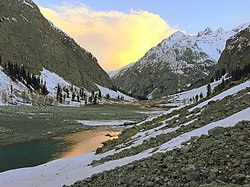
[96,84,135,102]
[158,107,250,152]
[0,67,31,106]
[77,120,135,126]
[189,79,250,112]
[114,118,198,154]
[1,107,248,187]
[169,76,227,105]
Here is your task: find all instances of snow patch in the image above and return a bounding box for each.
[77,120,135,126]
[95,84,135,102]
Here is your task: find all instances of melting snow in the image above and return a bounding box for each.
[76,120,135,126]
[95,84,135,102]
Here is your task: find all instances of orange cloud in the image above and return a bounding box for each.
[39,5,177,71]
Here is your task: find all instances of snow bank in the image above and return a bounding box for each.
[158,107,250,152]
[95,84,135,102]
[170,76,227,104]
[77,120,135,126]
[0,67,31,106]
[189,80,250,111]
[40,68,72,97]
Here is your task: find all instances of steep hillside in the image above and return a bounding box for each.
[0,78,249,187]
[210,25,250,81]
[111,26,246,98]
[0,0,111,91]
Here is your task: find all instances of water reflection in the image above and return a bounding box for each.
[58,130,121,158]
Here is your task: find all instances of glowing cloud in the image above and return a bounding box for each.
[39,4,177,71]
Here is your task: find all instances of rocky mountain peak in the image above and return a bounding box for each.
[197,27,212,37]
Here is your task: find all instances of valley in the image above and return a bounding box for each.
[0,0,249,187]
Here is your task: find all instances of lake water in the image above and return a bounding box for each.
[0,129,120,173]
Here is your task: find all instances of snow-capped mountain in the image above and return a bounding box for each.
[111,24,249,98]
[210,25,250,81]
[0,0,134,105]
[0,0,111,93]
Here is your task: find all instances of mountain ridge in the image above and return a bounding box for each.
[0,0,111,91]
[111,23,249,98]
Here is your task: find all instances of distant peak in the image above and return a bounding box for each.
[216,27,224,33]
[197,27,213,37]
[170,31,186,38]
[204,27,212,33]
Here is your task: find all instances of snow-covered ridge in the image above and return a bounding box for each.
[111,23,249,78]
[109,62,135,78]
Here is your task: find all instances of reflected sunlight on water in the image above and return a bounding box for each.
[59,130,121,158]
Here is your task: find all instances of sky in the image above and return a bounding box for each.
[33,0,250,72]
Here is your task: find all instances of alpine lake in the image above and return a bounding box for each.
[0,104,155,172]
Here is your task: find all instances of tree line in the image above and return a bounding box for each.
[0,57,48,95]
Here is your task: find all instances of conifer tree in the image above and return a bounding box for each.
[195,94,199,102]
[56,84,61,99]
[98,90,102,99]
[72,92,76,101]
[207,83,211,97]
[200,92,203,99]
[93,95,97,104]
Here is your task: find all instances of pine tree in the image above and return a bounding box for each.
[207,83,211,97]
[56,84,61,99]
[88,96,92,104]
[189,98,192,103]
[200,92,203,99]
[72,92,76,101]
[221,78,225,89]
[59,93,63,103]
[106,94,110,99]
[93,95,97,104]
[195,94,199,102]
[98,90,102,99]
[41,82,48,95]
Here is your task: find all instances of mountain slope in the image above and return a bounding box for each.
[0,0,111,91]
[111,26,242,98]
[210,25,250,80]
[0,78,249,187]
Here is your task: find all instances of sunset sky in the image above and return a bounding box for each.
[33,0,250,72]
